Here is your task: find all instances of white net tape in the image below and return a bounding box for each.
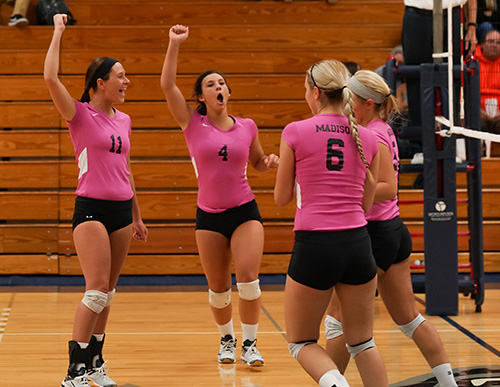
[436,116,500,143]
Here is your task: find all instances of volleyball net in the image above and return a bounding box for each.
[436,0,500,151]
[381,0,499,315]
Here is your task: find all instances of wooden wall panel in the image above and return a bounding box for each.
[0,193,58,221]
[64,2,404,26]
[0,161,59,189]
[59,50,394,75]
[0,254,59,274]
[0,103,59,128]
[0,130,59,158]
[0,225,58,254]
[0,26,401,51]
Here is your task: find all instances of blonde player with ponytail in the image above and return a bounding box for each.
[274,60,387,387]
[324,70,458,387]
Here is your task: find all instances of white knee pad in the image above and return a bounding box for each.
[237,279,261,301]
[398,313,426,339]
[82,290,108,314]
[208,289,231,309]
[319,370,351,387]
[346,337,375,359]
[325,315,344,340]
[105,289,116,307]
[288,340,317,360]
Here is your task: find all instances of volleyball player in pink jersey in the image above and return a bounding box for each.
[324,70,458,387]
[44,14,148,387]
[274,60,388,387]
[160,24,279,366]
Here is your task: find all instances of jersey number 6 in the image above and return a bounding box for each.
[326,138,344,171]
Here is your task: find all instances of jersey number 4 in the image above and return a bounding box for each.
[326,138,344,171]
[218,145,228,161]
[109,135,122,154]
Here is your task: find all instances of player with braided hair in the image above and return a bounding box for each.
[274,60,387,387]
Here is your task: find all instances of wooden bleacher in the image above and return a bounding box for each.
[1,0,498,277]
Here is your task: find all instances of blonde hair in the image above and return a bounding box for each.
[306,60,369,171]
[351,70,399,122]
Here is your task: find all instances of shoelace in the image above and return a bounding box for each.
[244,341,261,358]
[221,339,236,353]
[89,361,112,380]
[73,373,90,386]
[96,360,110,375]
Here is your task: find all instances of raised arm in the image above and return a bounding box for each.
[43,14,76,122]
[160,24,194,130]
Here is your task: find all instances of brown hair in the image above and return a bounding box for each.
[80,57,118,103]
[192,70,231,115]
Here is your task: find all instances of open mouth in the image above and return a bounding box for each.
[217,93,224,103]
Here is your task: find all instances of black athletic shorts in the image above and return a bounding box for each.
[196,199,262,240]
[72,196,133,234]
[288,227,378,290]
[366,216,413,272]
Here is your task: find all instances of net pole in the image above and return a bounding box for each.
[447,0,454,128]
[433,0,444,64]
[460,4,465,124]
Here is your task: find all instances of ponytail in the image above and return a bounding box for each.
[80,89,91,103]
[196,101,207,115]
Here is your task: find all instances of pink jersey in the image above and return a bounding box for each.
[282,113,378,231]
[365,119,400,221]
[67,101,133,201]
[184,111,257,213]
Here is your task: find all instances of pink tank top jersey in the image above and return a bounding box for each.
[184,111,257,213]
[282,113,378,231]
[67,101,133,201]
[365,119,400,221]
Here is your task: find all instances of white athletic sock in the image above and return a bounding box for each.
[241,322,258,343]
[92,333,104,342]
[432,363,457,387]
[319,369,350,387]
[217,319,235,339]
[77,342,89,349]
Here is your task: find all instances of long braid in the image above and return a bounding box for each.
[343,88,370,171]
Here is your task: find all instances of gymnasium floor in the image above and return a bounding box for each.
[0,282,500,386]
